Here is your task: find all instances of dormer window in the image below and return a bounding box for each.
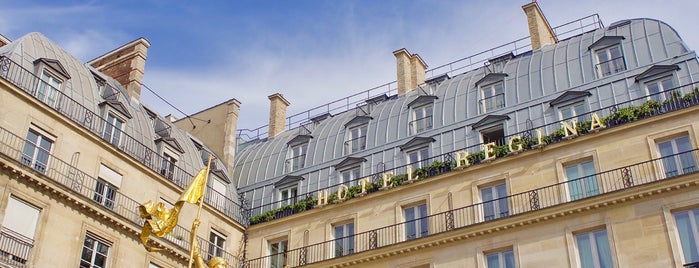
[346,124,367,154]
[156,137,184,181]
[286,143,307,172]
[635,65,681,103]
[399,137,436,170]
[645,76,675,102]
[33,58,70,108]
[274,175,304,207]
[410,104,433,134]
[161,152,177,180]
[334,157,366,186]
[559,101,586,121]
[103,113,125,146]
[589,36,626,78]
[549,91,592,122]
[476,73,507,114]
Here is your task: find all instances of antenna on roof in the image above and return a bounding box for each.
[139,82,197,129]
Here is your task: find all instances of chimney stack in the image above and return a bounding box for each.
[268,93,290,138]
[393,48,427,95]
[88,37,150,101]
[522,1,557,50]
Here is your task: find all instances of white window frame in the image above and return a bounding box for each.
[346,124,368,154]
[656,135,697,178]
[287,143,308,172]
[21,126,55,174]
[80,232,111,268]
[574,229,613,268]
[480,81,505,113]
[36,69,62,107]
[333,222,355,257]
[407,147,430,170]
[480,124,506,145]
[279,185,298,207]
[403,203,428,240]
[208,229,226,258]
[480,182,509,221]
[93,179,117,210]
[268,239,288,268]
[594,44,625,77]
[103,113,125,147]
[564,160,599,201]
[558,101,587,121]
[673,207,699,265]
[160,149,178,180]
[340,166,361,185]
[410,104,433,134]
[644,76,675,103]
[485,248,516,268]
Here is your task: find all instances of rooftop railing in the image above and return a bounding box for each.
[245,81,699,224]
[0,125,241,268]
[237,14,604,142]
[0,56,248,226]
[244,147,699,267]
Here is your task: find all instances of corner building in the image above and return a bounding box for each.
[234,3,699,268]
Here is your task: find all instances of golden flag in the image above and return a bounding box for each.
[138,167,210,252]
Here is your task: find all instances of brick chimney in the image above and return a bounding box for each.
[88,37,150,101]
[268,93,290,138]
[522,1,557,50]
[393,48,427,95]
[0,34,10,48]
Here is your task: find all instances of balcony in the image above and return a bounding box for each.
[408,116,433,134]
[0,126,240,267]
[479,93,505,113]
[0,228,33,268]
[244,148,699,267]
[0,56,247,226]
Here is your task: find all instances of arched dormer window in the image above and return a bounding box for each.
[635,64,680,102]
[286,134,312,172]
[476,73,507,114]
[588,36,626,78]
[344,116,371,155]
[407,95,438,135]
[33,58,70,108]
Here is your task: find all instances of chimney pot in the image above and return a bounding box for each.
[522,1,557,50]
[394,48,428,95]
[268,93,290,138]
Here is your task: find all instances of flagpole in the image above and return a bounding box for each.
[188,155,213,268]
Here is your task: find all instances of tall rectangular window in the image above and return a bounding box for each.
[103,113,124,146]
[36,70,61,107]
[657,135,697,178]
[80,233,110,268]
[404,203,428,240]
[1,196,41,264]
[565,160,599,201]
[674,208,699,265]
[595,45,625,77]
[346,124,367,154]
[208,229,226,258]
[408,147,430,170]
[575,229,613,268]
[480,82,505,113]
[160,152,177,180]
[21,128,54,174]
[269,240,288,268]
[486,249,516,268]
[279,186,298,207]
[410,104,433,134]
[481,183,509,221]
[93,179,117,210]
[646,76,675,103]
[287,144,307,172]
[334,222,354,257]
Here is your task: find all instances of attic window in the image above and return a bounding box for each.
[589,36,626,78]
[471,114,510,145]
[476,73,507,114]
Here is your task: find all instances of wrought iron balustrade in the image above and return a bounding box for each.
[408,115,433,134]
[0,56,247,226]
[0,228,33,268]
[0,126,240,267]
[595,56,626,77]
[479,93,505,113]
[285,154,307,172]
[343,136,367,154]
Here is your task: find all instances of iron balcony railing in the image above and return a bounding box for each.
[0,56,247,226]
[685,261,699,268]
[245,81,699,224]
[244,148,699,267]
[343,136,367,155]
[0,228,33,268]
[408,115,433,134]
[237,14,604,141]
[594,56,626,77]
[285,154,307,172]
[478,93,506,113]
[0,126,240,268]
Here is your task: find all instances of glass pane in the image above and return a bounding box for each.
[486,253,500,268]
[504,250,516,268]
[675,212,699,263]
[419,204,428,237]
[576,233,594,268]
[594,230,612,268]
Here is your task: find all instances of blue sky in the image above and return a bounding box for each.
[1,0,697,130]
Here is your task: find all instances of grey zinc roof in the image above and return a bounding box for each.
[232,18,698,208]
[0,32,238,203]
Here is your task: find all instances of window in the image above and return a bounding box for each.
[404,203,428,240]
[559,101,587,121]
[279,186,298,206]
[645,76,675,103]
[346,124,367,154]
[269,240,288,268]
[486,249,516,268]
[575,229,612,268]
[657,135,697,178]
[36,69,61,107]
[160,152,177,180]
[102,113,124,146]
[93,179,117,210]
[480,82,505,113]
[333,222,354,257]
[565,160,599,201]
[481,125,505,145]
[21,128,54,174]
[410,104,433,134]
[340,167,361,185]
[208,229,226,258]
[80,233,110,268]
[674,208,699,265]
[595,45,625,77]
[407,147,430,170]
[1,196,40,242]
[481,183,509,221]
[287,144,307,172]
